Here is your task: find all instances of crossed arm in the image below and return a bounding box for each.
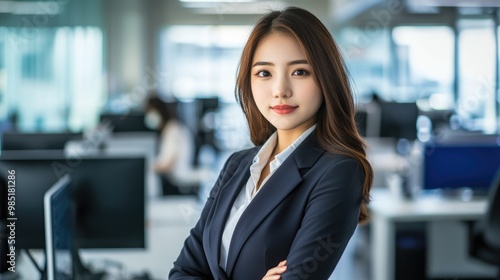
[170,156,364,280]
[263,159,363,280]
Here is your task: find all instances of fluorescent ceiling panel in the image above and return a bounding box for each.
[181,1,288,14]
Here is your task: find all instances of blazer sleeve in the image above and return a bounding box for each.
[282,158,364,280]
[169,152,237,280]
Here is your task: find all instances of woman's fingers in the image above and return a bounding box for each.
[265,265,286,276]
[262,276,281,280]
[262,260,287,280]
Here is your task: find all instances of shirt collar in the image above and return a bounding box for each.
[272,124,316,167]
[248,124,316,198]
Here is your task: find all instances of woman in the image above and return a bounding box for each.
[169,7,373,280]
[145,96,202,195]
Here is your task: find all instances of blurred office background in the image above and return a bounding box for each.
[0,0,500,279]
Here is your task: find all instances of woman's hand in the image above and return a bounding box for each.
[262,260,287,280]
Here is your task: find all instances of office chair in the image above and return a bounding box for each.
[469,169,500,279]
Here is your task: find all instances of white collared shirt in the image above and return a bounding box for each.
[219,124,316,271]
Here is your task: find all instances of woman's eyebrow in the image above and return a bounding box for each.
[252,59,309,67]
[252,61,273,67]
[287,59,308,66]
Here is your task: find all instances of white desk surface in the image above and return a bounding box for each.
[369,188,492,280]
[370,188,488,221]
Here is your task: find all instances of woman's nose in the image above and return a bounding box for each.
[273,75,292,98]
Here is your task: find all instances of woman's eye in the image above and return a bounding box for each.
[256,70,271,77]
[293,69,309,76]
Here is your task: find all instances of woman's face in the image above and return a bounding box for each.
[144,109,162,130]
[251,32,323,136]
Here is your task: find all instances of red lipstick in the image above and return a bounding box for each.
[271,105,298,114]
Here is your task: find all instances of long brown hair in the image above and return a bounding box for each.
[235,7,373,223]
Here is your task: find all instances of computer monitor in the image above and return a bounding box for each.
[423,144,500,194]
[44,174,74,280]
[379,102,419,140]
[0,132,82,151]
[355,110,368,137]
[355,104,381,138]
[196,97,219,117]
[71,157,145,248]
[0,155,62,249]
[0,155,145,250]
[100,112,152,132]
[418,109,454,132]
[431,132,500,145]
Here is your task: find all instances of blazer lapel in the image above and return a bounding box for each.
[205,150,256,279]
[225,133,325,276]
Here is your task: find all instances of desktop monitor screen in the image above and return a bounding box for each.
[423,144,500,192]
[0,156,61,249]
[0,156,145,249]
[1,132,81,151]
[71,157,145,248]
[44,174,73,280]
[355,110,368,137]
[379,102,418,140]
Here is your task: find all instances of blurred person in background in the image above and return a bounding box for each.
[145,95,206,195]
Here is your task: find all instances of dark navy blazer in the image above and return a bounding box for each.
[169,133,364,280]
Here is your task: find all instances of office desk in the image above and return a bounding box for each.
[369,189,489,280]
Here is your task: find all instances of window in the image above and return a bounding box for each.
[457,19,496,132]
[337,26,392,102]
[0,27,103,132]
[159,25,251,102]
[392,26,454,103]
[159,25,254,151]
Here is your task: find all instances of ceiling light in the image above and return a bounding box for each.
[181,1,287,14]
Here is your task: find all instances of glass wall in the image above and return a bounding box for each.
[0,27,103,132]
[457,19,496,132]
[338,20,498,133]
[159,25,251,102]
[392,26,454,104]
[337,27,392,102]
[158,25,254,150]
